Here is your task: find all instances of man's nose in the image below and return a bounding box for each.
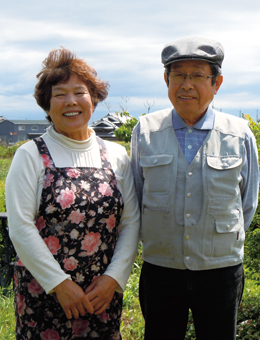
[181,76,194,90]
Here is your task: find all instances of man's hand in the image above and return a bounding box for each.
[85,275,119,315]
[54,279,94,319]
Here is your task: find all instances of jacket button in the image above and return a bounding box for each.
[188,172,193,177]
[153,159,157,164]
[186,214,191,218]
[186,257,190,261]
[227,225,230,230]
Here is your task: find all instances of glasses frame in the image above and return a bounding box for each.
[168,71,214,84]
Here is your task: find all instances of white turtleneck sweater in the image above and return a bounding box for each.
[5,126,140,294]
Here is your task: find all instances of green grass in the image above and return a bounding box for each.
[1,265,259,339]
[1,145,260,339]
[0,287,15,340]
[0,158,12,212]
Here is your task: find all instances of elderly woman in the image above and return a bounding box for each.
[5,48,140,340]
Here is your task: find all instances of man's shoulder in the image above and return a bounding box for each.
[139,108,173,133]
[214,110,248,137]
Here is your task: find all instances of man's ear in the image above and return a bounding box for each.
[164,73,169,87]
[214,75,223,94]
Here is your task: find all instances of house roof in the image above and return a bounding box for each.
[0,116,6,124]
[90,112,132,129]
[9,120,50,125]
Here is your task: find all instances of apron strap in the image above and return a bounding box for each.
[33,137,56,169]
[96,136,112,169]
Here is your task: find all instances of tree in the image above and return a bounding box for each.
[114,116,138,143]
[144,100,155,114]
[102,101,112,113]
[119,97,130,112]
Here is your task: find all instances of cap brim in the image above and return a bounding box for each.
[163,56,221,67]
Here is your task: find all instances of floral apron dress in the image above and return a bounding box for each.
[13,136,124,340]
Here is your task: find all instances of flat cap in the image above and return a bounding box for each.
[161,36,224,68]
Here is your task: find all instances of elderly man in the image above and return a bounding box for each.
[131,36,259,340]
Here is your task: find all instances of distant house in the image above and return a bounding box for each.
[0,117,50,145]
[90,112,132,140]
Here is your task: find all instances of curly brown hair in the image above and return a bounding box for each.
[34,48,109,122]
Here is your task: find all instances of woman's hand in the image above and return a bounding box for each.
[54,279,94,319]
[85,275,119,315]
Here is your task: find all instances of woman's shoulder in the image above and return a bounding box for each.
[103,140,128,156]
[11,138,44,170]
[102,140,131,176]
[15,139,39,156]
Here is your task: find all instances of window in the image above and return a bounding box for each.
[18,125,25,131]
[31,126,38,131]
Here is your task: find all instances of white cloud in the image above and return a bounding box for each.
[0,0,260,121]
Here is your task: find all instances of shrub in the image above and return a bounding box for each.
[0,141,27,159]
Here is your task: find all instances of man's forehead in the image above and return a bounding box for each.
[170,60,211,70]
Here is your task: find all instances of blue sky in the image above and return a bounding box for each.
[0,0,260,123]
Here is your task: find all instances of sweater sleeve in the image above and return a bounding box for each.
[5,142,71,293]
[102,142,140,292]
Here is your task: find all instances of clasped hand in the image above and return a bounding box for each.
[54,275,119,319]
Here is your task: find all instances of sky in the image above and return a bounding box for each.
[0,0,260,124]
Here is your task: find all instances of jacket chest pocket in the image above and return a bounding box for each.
[140,154,173,193]
[206,155,242,198]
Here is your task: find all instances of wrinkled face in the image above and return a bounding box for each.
[164,60,223,125]
[48,74,93,140]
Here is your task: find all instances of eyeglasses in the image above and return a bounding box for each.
[168,71,214,84]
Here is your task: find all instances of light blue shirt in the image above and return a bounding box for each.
[131,107,259,231]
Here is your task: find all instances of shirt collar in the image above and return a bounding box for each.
[172,106,215,131]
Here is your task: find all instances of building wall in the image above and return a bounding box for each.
[0,120,50,145]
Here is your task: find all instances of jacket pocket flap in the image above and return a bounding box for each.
[140,154,173,168]
[207,156,242,170]
[215,220,241,233]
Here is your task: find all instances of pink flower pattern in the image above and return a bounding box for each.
[27,279,44,297]
[63,257,78,271]
[14,136,124,339]
[72,318,90,336]
[81,232,102,255]
[17,294,26,316]
[40,329,60,340]
[56,188,75,209]
[41,154,54,168]
[106,214,116,231]
[43,173,54,189]
[98,182,113,196]
[68,209,85,224]
[66,168,80,178]
[35,216,45,231]
[44,235,61,255]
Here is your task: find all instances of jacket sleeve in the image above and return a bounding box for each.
[5,142,71,293]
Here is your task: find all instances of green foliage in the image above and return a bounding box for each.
[0,141,26,159]
[243,114,260,160]
[0,158,12,212]
[237,280,260,339]
[114,116,138,143]
[242,114,260,285]
[244,227,260,283]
